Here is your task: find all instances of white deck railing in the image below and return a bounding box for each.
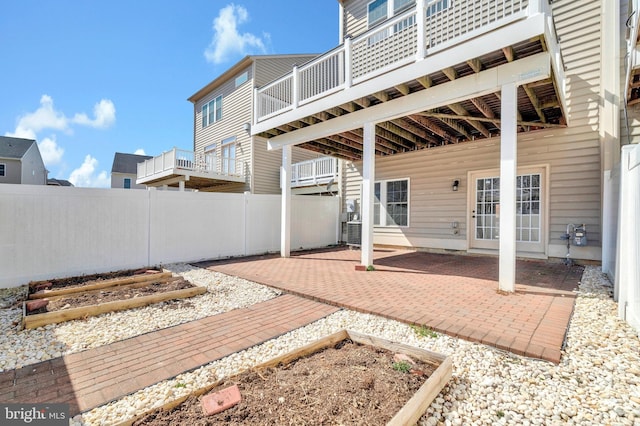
[137,148,242,181]
[256,0,543,122]
[290,157,338,188]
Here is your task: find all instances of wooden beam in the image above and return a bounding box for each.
[447,103,491,138]
[406,115,458,144]
[353,97,371,108]
[470,97,496,119]
[435,116,472,140]
[502,46,516,62]
[389,118,439,146]
[416,75,432,89]
[418,112,566,129]
[467,58,483,73]
[377,122,429,149]
[442,67,457,81]
[372,91,390,102]
[395,83,410,96]
[523,85,547,123]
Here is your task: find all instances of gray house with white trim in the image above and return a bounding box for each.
[0,136,47,185]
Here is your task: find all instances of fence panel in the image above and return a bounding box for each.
[0,186,339,288]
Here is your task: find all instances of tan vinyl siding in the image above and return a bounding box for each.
[193,65,253,192]
[252,140,323,194]
[253,55,318,87]
[342,0,369,39]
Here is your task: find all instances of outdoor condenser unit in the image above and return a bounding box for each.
[346,221,362,247]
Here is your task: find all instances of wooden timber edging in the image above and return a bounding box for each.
[22,286,207,329]
[28,272,174,300]
[37,277,182,303]
[116,329,453,426]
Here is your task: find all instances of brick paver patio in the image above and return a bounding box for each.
[200,248,583,364]
[0,295,338,416]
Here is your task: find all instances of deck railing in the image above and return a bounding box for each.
[137,148,242,180]
[256,0,541,122]
[290,156,338,188]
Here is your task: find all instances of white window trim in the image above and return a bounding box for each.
[374,177,410,227]
[0,163,5,177]
[201,95,223,128]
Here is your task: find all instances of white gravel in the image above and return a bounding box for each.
[1,264,639,426]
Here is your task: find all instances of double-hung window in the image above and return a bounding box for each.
[201,95,223,128]
[221,136,236,175]
[123,178,131,189]
[0,163,5,177]
[368,0,389,27]
[374,178,409,227]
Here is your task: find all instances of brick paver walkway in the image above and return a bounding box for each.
[0,294,338,416]
[200,248,583,364]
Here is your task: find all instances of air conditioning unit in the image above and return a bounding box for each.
[346,221,362,247]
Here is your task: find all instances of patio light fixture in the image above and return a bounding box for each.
[452,179,460,191]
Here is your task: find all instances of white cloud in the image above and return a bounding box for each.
[72,99,116,129]
[134,148,146,155]
[68,155,110,188]
[204,4,267,64]
[6,95,70,138]
[38,136,64,166]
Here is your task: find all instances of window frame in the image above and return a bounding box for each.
[123,177,131,189]
[373,178,410,227]
[201,95,223,128]
[235,72,248,87]
[367,0,389,28]
[221,136,237,174]
[0,163,5,177]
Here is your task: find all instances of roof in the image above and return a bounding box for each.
[187,54,319,103]
[47,178,74,187]
[0,136,36,159]
[111,152,153,174]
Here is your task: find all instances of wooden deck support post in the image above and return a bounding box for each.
[499,82,518,293]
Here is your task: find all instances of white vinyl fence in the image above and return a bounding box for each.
[615,144,640,335]
[0,185,340,288]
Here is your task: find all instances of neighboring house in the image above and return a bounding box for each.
[111,152,152,189]
[251,0,627,291]
[0,136,47,185]
[47,178,74,187]
[137,55,341,195]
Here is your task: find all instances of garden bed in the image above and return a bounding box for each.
[22,270,206,329]
[124,330,452,426]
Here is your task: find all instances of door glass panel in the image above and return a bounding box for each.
[475,173,541,243]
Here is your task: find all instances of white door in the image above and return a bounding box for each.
[469,168,545,254]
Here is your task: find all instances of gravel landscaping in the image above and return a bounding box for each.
[1,264,639,425]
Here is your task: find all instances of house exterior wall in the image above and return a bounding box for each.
[192,56,318,194]
[19,143,47,185]
[111,172,147,189]
[0,158,22,184]
[343,0,604,261]
[341,0,369,39]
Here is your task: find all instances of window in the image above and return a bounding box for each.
[204,143,216,153]
[373,178,409,227]
[368,0,388,27]
[235,72,248,87]
[0,163,5,177]
[221,136,237,174]
[201,95,223,128]
[394,0,414,13]
[426,0,450,17]
[123,178,131,189]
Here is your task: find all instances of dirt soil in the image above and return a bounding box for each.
[134,340,436,426]
[30,279,195,314]
[28,269,158,293]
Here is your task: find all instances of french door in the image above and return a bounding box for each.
[469,168,545,253]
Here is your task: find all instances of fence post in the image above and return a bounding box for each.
[292,65,299,109]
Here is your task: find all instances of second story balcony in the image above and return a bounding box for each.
[252,0,567,160]
[137,148,244,190]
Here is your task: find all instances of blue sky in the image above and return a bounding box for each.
[0,1,338,187]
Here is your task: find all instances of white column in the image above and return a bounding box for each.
[499,83,518,293]
[292,65,299,110]
[178,180,185,192]
[281,145,292,258]
[344,37,352,89]
[416,0,426,61]
[361,122,375,267]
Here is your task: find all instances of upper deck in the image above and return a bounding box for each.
[252,0,566,160]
